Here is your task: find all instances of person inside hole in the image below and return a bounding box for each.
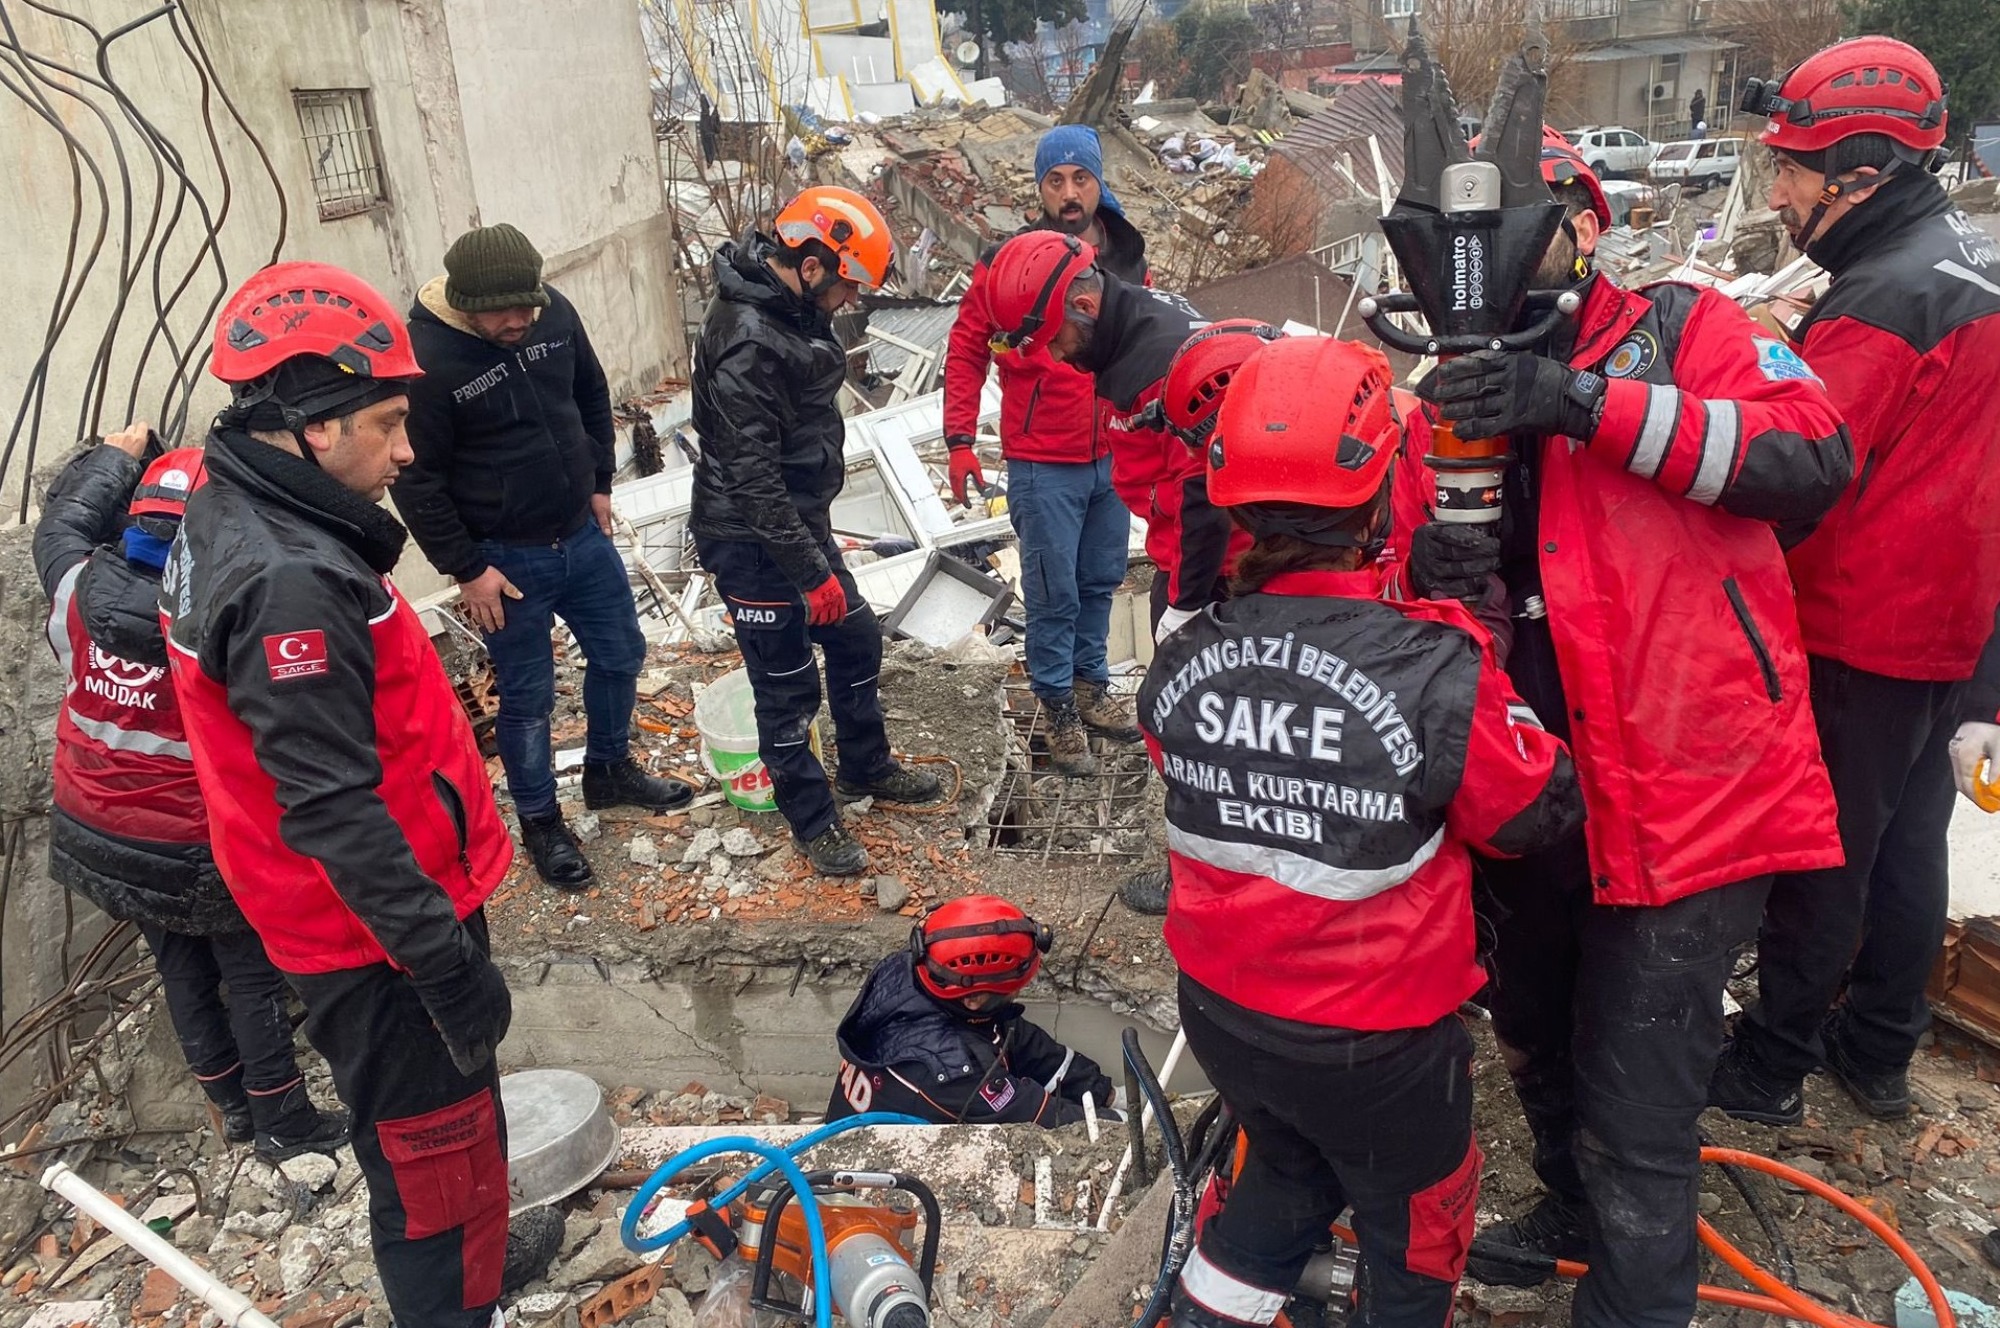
[827,895,1126,1126]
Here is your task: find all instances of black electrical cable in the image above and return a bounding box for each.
[1125,1028,1196,1328]
[1704,1131,1798,1286]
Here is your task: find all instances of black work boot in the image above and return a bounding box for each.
[1462,1194,1590,1288]
[199,1066,255,1145]
[1821,1014,1911,1118]
[1120,866,1171,917]
[582,757,694,813]
[1708,1037,1805,1126]
[521,812,594,889]
[1044,694,1099,778]
[1073,678,1142,743]
[502,1205,564,1296]
[249,1082,352,1164]
[836,763,945,805]
[798,822,869,876]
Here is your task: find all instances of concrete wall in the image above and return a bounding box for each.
[439,0,685,394]
[0,0,684,519]
[496,952,1202,1109]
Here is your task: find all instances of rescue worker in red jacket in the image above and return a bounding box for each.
[1142,335,1584,1328]
[1709,38,2000,1125]
[826,895,1121,1127]
[984,232,1232,646]
[943,126,1151,773]
[35,431,347,1163]
[1408,135,1851,1326]
[163,262,544,1328]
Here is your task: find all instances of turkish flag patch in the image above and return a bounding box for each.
[264,630,330,681]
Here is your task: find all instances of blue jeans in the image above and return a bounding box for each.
[478,522,646,819]
[1006,455,1129,700]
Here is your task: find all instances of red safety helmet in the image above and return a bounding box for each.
[774,185,896,287]
[1208,336,1398,511]
[985,231,1099,356]
[911,895,1052,1001]
[212,261,421,386]
[129,448,208,522]
[1749,36,1947,158]
[1161,320,1283,446]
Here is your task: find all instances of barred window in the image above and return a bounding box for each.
[293,89,389,221]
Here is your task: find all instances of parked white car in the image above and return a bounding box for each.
[1599,179,1660,227]
[1566,126,1657,178]
[1648,136,1745,190]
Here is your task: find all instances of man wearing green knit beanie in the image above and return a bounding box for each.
[394,224,692,889]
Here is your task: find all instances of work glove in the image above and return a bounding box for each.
[1409,522,1501,602]
[410,935,513,1077]
[1949,722,2000,810]
[946,435,986,507]
[1155,605,1199,644]
[1423,350,1609,442]
[803,574,850,627]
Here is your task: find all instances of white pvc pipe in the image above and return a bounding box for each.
[1095,1025,1189,1231]
[41,1162,281,1328]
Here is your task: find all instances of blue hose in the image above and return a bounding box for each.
[619,1112,930,1328]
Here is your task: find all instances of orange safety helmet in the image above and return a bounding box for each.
[985,231,1099,355]
[1208,336,1399,514]
[910,895,1052,1001]
[1160,320,1283,447]
[1748,36,1947,159]
[773,186,896,287]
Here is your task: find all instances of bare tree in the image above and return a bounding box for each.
[1353,0,1578,120]
[1715,0,1844,80]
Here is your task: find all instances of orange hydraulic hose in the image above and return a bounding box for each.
[1316,1147,1957,1328]
[1700,1146,1957,1328]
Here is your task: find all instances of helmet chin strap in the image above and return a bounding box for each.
[1794,160,1903,251]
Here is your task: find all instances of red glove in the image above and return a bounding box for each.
[803,575,849,626]
[946,437,986,507]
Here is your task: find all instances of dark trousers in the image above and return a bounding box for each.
[1179,985,1479,1328]
[139,923,301,1101]
[696,536,892,841]
[1148,565,1229,633]
[479,521,647,819]
[290,914,509,1328]
[1480,836,1768,1328]
[1739,656,1964,1078]
[1007,456,1129,700]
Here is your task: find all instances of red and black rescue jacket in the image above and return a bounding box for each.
[1076,272,1248,610]
[162,430,512,976]
[1140,573,1583,1030]
[1401,276,1851,907]
[942,209,1149,465]
[33,445,242,936]
[1785,174,2000,682]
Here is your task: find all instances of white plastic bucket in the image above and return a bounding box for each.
[693,668,818,813]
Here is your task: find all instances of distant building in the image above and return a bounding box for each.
[1341,0,1736,141]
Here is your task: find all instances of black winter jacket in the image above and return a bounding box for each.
[689,235,850,592]
[395,279,617,583]
[827,952,1116,1127]
[32,445,245,936]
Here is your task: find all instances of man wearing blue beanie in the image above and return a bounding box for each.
[944,124,1150,793]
